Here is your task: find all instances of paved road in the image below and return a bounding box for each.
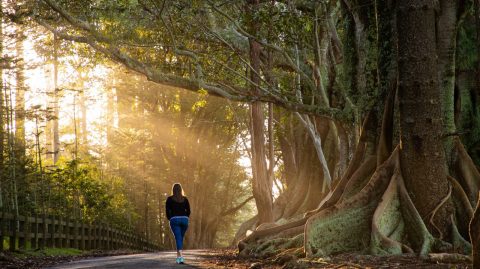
[47,250,207,269]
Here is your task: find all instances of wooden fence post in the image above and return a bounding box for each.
[80,221,85,250]
[101,224,106,249]
[10,212,18,251]
[93,223,99,249]
[57,215,63,248]
[0,211,5,251]
[73,217,79,249]
[41,213,47,249]
[65,215,71,248]
[18,215,25,249]
[87,224,91,250]
[48,215,54,248]
[107,225,112,250]
[32,213,38,249]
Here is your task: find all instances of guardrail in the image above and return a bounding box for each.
[0,212,161,251]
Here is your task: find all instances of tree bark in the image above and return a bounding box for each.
[15,27,25,155]
[376,0,397,165]
[80,82,88,144]
[0,1,4,250]
[106,87,115,145]
[341,0,380,154]
[476,0,480,113]
[436,0,458,165]
[268,103,274,186]
[397,0,453,238]
[247,0,273,224]
[250,102,273,224]
[53,34,60,164]
[277,113,297,188]
[471,193,480,269]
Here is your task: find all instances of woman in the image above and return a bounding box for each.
[166,183,191,264]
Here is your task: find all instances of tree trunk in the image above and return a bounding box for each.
[45,64,53,161]
[341,0,380,155]
[0,1,4,250]
[268,103,274,186]
[476,0,480,114]
[376,0,397,165]
[106,87,115,145]
[471,194,480,269]
[247,0,273,224]
[13,25,25,249]
[15,27,25,155]
[436,0,458,165]
[53,34,60,164]
[80,87,88,145]
[397,0,453,237]
[281,120,312,218]
[277,113,297,188]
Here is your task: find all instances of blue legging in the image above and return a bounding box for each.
[169,216,189,250]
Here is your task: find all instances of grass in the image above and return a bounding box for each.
[11,248,85,259]
[1,236,85,258]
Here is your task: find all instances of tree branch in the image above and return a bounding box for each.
[220,196,254,217]
[37,0,351,121]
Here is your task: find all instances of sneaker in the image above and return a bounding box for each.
[176,257,181,264]
[179,257,185,264]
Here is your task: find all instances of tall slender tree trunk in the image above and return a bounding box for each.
[45,65,53,161]
[12,25,25,250]
[0,1,4,251]
[106,87,115,145]
[15,27,25,155]
[397,0,453,237]
[53,34,60,164]
[268,103,274,185]
[80,82,87,144]
[247,0,273,224]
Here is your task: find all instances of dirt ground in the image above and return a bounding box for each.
[0,249,142,269]
[198,249,473,269]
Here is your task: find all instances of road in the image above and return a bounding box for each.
[47,250,208,269]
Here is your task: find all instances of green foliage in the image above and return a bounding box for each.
[0,150,136,228]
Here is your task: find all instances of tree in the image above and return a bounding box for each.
[0,0,5,251]
[104,68,254,248]
[30,0,479,258]
[247,0,273,225]
[397,0,452,239]
[52,34,60,164]
[471,194,480,268]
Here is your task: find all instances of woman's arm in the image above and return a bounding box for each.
[185,198,191,217]
[165,197,172,220]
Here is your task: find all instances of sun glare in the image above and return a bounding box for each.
[22,34,111,158]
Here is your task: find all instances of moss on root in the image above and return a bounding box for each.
[239,233,305,258]
[370,172,405,255]
[305,150,398,257]
[306,201,377,257]
[238,142,478,261]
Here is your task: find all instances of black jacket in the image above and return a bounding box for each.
[166,196,191,220]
